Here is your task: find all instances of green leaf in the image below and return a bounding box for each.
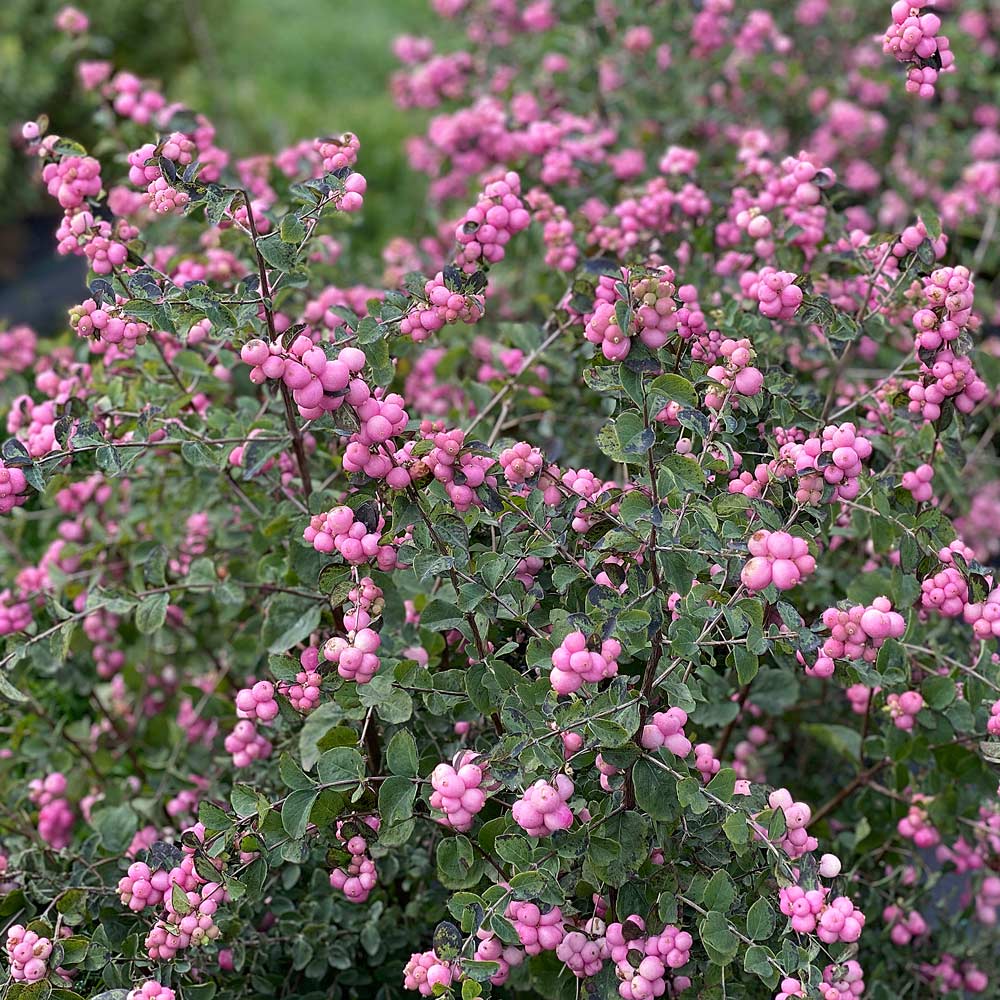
[0,671,28,704]
[263,595,322,654]
[278,752,315,790]
[706,768,737,803]
[677,776,709,815]
[92,805,138,853]
[198,800,233,832]
[317,747,365,786]
[632,759,676,821]
[746,898,776,941]
[800,723,861,762]
[386,730,419,776]
[378,775,417,829]
[281,788,319,840]
[922,675,956,710]
[699,910,739,966]
[702,870,736,912]
[134,592,169,635]
[433,920,463,962]
[257,232,300,271]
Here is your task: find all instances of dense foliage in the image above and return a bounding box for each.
[2,3,1000,1000]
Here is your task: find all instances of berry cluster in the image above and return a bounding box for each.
[241,338,368,421]
[402,950,453,995]
[454,171,531,272]
[329,821,379,903]
[512,775,574,836]
[5,926,52,983]
[279,646,322,714]
[549,630,622,695]
[783,422,873,503]
[750,267,803,320]
[962,586,1000,640]
[820,597,906,663]
[779,886,865,942]
[907,350,987,422]
[399,269,486,341]
[69,298,150,350]
[703,339,764,412]
[29,772,75,849]
[767,788,818,859]
[118,861,171,912]
[304,505,391,566]
[0,461,29,515]
[883,904,928,945]
[235,680,280,723]
[429,753,488,830]
[902,463,934,502]
[640,707,693,757]
[740,529,815,592]
[882,1,955,99]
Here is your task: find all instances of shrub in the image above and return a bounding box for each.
[2,2,1000,999]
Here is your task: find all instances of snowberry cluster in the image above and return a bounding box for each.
[454,171,531,272]
[882,1,955,99]
[403,950,453,995]
[329,822,378,903]
[29,772,75,849]
[240,338,368,420]
[883,904,928,945]
[5,926,52,983]
[962,586,1000,640]
[705,337,765,410]
[750,267,803,320]
[907,349,988,422]
[279,646,322,713]
[506,901,565,955]
[740,529,815,592]
[499,441,544,485]
[606,916,693,998]
[324,627,382,684]
[304,505,391,566]
[235,680,279,723]
[988,699,1000,737]
[429,753,488,830]
[912,267,975,352]
[127,984,175,1000]
[322,578,384,684]
[127,134,196,213]
[897,796,940,848]
[820,597,906,664]
[821,960,865,999]
[549,630,622,695]
[0,461,29,515]
[0,324,36,375]
[640,707,692,757]
[118,860,171,912]
[399,269,486,341]
[223,719,272,769]
[69,298,150,350]
[556,929,604,978]
[343,393,409,481]
[473,928,524,986]
[693,742,721,783]
[583,269,679,361]
[886,690,924,731]
[779,886,865,942]
[55,209,131,274]
[919,954,989,994]
[512,775,574,836]
[902,463,934,502]
[412,424,495,511]
[41,153,102,209]
[767,788,818,859]
[783,422,873,503]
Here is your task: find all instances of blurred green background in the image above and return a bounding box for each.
[1,0,447,328]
